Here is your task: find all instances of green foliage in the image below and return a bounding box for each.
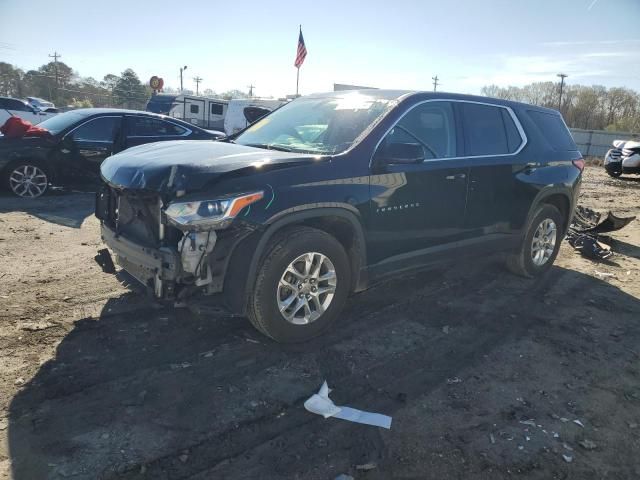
[112,69,149,109]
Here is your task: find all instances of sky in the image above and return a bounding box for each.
[1,0,640,99]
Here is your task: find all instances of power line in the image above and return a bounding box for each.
[557,73,568,111]
[48,51,61,90]
[193,76,202,95]
[432,75,439,92]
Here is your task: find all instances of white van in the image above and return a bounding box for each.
[146,94,283,135]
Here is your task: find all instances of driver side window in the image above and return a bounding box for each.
[380,101,457,162]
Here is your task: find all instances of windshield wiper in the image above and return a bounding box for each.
[244,143,294,152]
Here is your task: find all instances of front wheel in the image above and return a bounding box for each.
[247,226,351,343]
[5,162,50,198]
[506,204,564,278]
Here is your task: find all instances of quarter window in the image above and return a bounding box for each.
[71,117,120,142]
[210,103,224,115]
[128,117,187,136]
[462,103,521,156]
[380,101,457,160]
[190,104,199,114]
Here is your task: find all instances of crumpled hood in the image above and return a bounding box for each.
[100,140,319,194]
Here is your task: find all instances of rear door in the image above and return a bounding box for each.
[124,115,191,148]
[367,100,469,270]
[57,115,123,183]
[461,101,527,244]
[184,98,206,126]
[207,101,226,130]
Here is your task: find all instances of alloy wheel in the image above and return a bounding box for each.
[9,165,48,198]
[531,218,557,267]
[277,252,337,325]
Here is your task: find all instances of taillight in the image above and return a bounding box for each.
[572,158,585,172]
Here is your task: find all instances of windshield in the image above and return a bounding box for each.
[234,92,393,154]
[37,111,87,134]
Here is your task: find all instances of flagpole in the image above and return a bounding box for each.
[296,67,300,97]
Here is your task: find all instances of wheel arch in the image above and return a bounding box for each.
[223,206,368,316]
[528,189,572,236]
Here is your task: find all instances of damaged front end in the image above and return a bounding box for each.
[95,185,261,302]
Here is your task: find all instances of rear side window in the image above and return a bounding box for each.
[210,103,224,115]
[190,104,199,114]
[128,117,187,136]
[462,103,518,156]
[501,109,522,153]
[528,110,576,151]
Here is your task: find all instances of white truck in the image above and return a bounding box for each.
[146,94,283,135]
[0,97,57,126]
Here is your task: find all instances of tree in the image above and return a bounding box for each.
[112,69,148,109]
[220,89,249,100]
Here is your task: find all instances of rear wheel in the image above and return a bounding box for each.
[506,204,563,278]
[247,226,351,343]
[5,162,50,198]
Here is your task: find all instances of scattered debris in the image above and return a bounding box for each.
[490,433,495,444]
[442,325,450,334]
[562,454,573,463]
[355,463,377,471]
[628,421,638,429]
[179,454,189,463]
[566,206,635,260]
[14,377,25,386]
[573,419,585,428]
[446,377,462,385]
[18,321,58,331]
[520,419,537,427]
[518,445,524,450]
[335,475,354,480]
[304,381,392,429]
[563,443,574,451]
[579,439,597,450]
[595,270,615,278]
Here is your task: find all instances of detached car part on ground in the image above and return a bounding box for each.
[0,109,223,198]
[604,139,640,177]
[97,90,583,343]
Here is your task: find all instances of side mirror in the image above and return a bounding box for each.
[375,142,425,165]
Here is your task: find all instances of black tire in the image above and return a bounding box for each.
[4,161,51,198]
[247,226,351,343]
[606,169,622,178]
[605,163,622,178]
[506,204,564,278]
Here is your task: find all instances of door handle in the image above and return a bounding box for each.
[445,173,466,181]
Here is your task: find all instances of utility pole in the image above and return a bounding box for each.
[432,75,439,92]
[557,73,568,111]
[180,65,188,92]
[193,76,202,95]
[48,51,61,100]
[247,84,255,97]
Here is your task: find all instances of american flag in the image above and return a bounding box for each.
[294,29,307,68]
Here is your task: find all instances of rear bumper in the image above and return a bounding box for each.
[101,223,180,298]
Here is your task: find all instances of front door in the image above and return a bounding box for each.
[367,101,469,271]
[56,115,123,184]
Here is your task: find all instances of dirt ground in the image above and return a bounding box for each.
[0,166,638,480]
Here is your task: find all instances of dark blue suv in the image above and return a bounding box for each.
[97,90,583,342]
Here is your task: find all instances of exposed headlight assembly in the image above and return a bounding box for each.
[164,191,264,229]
